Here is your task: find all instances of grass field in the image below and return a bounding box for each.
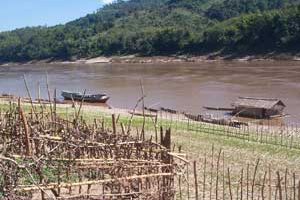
[1,100,300,199]
[1,100,299,170]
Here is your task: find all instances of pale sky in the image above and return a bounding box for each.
[0,0,115,32]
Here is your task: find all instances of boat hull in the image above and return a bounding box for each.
[61,91,109,103]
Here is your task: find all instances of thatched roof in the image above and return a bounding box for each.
[233,97,286,109]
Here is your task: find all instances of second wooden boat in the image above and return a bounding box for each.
[61,91,109,103]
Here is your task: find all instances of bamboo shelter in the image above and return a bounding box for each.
[232,97,286,118]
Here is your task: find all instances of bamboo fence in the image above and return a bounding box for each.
[0,101,186,200]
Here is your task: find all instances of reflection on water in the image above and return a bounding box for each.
[0,61,300,123]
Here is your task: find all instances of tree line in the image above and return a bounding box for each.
[0,0,300,62]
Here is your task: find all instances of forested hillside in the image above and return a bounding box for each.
[0,0,300,62]
[202,5,300,53]
[205,0,300,20]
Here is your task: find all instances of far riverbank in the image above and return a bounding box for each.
[1,53,300,66]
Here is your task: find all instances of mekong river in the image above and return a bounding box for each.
[1,61,300,123]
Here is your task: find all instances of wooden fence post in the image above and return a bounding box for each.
[277,171,283,200]
[179,175,183,200]
[18,98,32,156]
[216,149,222,200]
[223,152,225,200]
[298,180,300,200]
[112,114,116,134]
[269,165,272,200]
[228,168,233,200]
[194,161,199,200]
[209,145,215,200]
[251,159,260,200]
[203,153,207,200]
[247,164,249,200]
[241,168,244,200]
[284,169,288,200]
[261,171,267,200]
[293,173,296,200]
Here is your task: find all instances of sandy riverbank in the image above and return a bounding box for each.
[2,53,300,66]
[0,97,130,116]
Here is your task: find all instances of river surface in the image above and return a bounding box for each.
[1,61,300,123]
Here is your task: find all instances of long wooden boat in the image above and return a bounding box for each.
[203,106,235,111]
[61,91,109,103]
[128,111,157,118]
[184,113,248,128]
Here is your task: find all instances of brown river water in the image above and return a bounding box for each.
[1,61,300,123]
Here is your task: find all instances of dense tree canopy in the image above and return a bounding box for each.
[205,0,300,20]
[202,5,300,53]
[0,0,300,62]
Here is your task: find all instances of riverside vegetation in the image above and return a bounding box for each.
[1,0,300,62]
[1,99,300,199]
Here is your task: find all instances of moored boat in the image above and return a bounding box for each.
[61,91,109,103]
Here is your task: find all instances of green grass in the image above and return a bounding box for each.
[1,101,300,169]
[1,101,299,153]
[2,101,300,200]
[73,104,300,172]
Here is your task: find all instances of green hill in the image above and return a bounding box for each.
[202,5,300,54]
[0,0,300,62]
[205,0,300,20]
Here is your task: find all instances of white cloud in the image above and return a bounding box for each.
[101,0,115,4]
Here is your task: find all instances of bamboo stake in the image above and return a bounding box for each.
[293,173,296,200]
[101,118,105,132]
[74,89,86,125]
[251,159,260,200]
[237,175,240,200]
[112,114,116,134]
[203,153,207,200]
[209,145,214,200]
[37,167,45,200]
[127,95,145,134]
[57,164,61,197]
[216,149,222,200]
[223,151,225,200]
[277,171,283,200]
[179,175,183,200]
[46,72,53,121]
[240,168,244,200]
[193,161,199,200]
[79,170,82,194]
[87,170,91,195]
[53,88,57,132]
[67,162,72,195]
[284,168,288,200]
[18,98,32,156]
[269,165,272,200]
[247,163,249,200]
[261,171,267,200]
[155,115,158,144]
[121,123,125,135]
[298,180,300,200]
[116,114,120,124]
[23,75,38,119]
[228,168,233,200]
[187,159,190,200]
[140,79,146,140]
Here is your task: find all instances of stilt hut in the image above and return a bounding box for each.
[232,97,286,118]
